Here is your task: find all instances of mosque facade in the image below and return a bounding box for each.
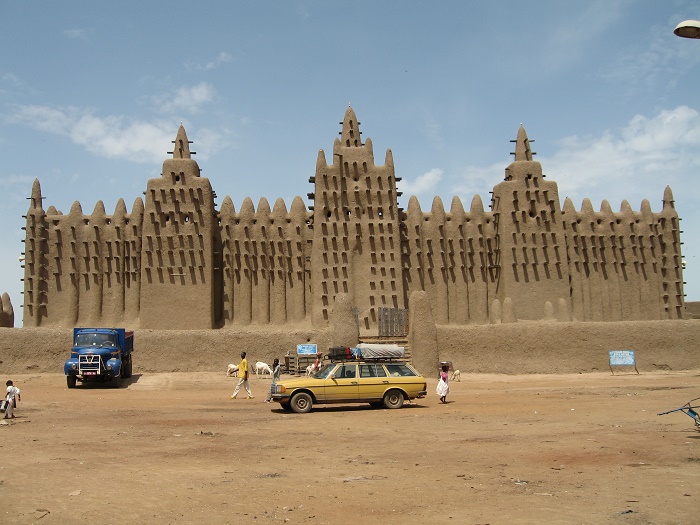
[21,106,686,332]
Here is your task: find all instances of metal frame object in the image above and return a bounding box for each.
[658,397,700,430]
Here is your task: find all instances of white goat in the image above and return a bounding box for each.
[255,361,273,377]
[226,364,239,377]
[305,365,315,376]
[451,369,461,382]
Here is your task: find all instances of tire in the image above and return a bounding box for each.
[66,375,77,389]
[124,355,133,378]
[290,392,313,414]
[383,389,404,409]
[280,402,293,412]
[112,373,122,389]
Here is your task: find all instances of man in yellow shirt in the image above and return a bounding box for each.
[230,352,253,399]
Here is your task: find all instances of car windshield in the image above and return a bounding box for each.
[75,333,116,347]
[313,363,336,379]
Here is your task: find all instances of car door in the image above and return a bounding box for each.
[323,363,359,402]
[357,363,389,401]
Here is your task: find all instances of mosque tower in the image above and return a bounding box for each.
[308,106,404,333]
[139,125,218,328]
[490,125,571,320]
[22,179,49,326]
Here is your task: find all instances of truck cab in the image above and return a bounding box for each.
[64,328,134,388]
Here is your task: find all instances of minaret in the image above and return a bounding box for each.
[309,106,404,333]
[490,125,570,321]
[658,186,685,319]
[22,179,48,326]
[140,125,217,328]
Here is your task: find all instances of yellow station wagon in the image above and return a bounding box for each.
[270,360,427,413]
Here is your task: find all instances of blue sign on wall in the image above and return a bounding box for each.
[609,350,636,366]
[608,350,639,374]
[297,344,318,355]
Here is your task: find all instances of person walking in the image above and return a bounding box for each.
[265,358,281,402]
[436,365,449,404]
[230,352,253,399]
[3,380,21,419]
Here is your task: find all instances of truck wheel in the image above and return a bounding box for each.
[122,356,132,379]
[66,376,77,389]
[125,355,133,378]
[383,389,404,409]
[112,373,122,388]
[290,392,313,413]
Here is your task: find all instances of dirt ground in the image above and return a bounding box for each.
[1,370,699,525]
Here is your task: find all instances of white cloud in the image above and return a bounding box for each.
[152,82,216,115]
[7,103,232,166]
[452,161,508,202]
[193,127,232,161]
[541,105,700,206]
[0,174,35,187]
[8,104,76,134]
[185,52,232,71]
[398,168,443,198]
[2,72,23,86]
[8,104,175,164]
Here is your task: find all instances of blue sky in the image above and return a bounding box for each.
[1,1,699,326]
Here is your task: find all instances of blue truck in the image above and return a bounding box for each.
[64,328,134,388]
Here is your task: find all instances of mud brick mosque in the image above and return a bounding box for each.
[20,106,686,333]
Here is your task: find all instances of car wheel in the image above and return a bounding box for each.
[281,402,293,412]
[383,389,404,409]
[290,392,313,413]
[66,376,77,389]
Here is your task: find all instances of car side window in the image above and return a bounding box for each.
[336,364,356,379]
[360,364,387,378]
[384,364,416,377]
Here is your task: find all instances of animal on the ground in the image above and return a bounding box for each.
[451,369,461,382]
[226,364,239,377]
[255,361,273,377]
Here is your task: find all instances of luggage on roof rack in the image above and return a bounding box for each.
[328,346,352,361]
[328,344,406,361]
[355,343,405,360]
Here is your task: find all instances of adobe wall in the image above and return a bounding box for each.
[1,320,698,376]
[0,292,14,327]
[685,301,700,319]
[436,320,700,374]
[20,107,686,331]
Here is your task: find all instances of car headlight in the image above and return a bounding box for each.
[71,363,77,370]
[106,364,112,370]
[273,385,286,394]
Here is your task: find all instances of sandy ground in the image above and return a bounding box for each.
[1,370,699,525]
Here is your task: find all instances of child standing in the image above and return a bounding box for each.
[265,358,281,402]
[436,365,449,404]
[4,380,21,419]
